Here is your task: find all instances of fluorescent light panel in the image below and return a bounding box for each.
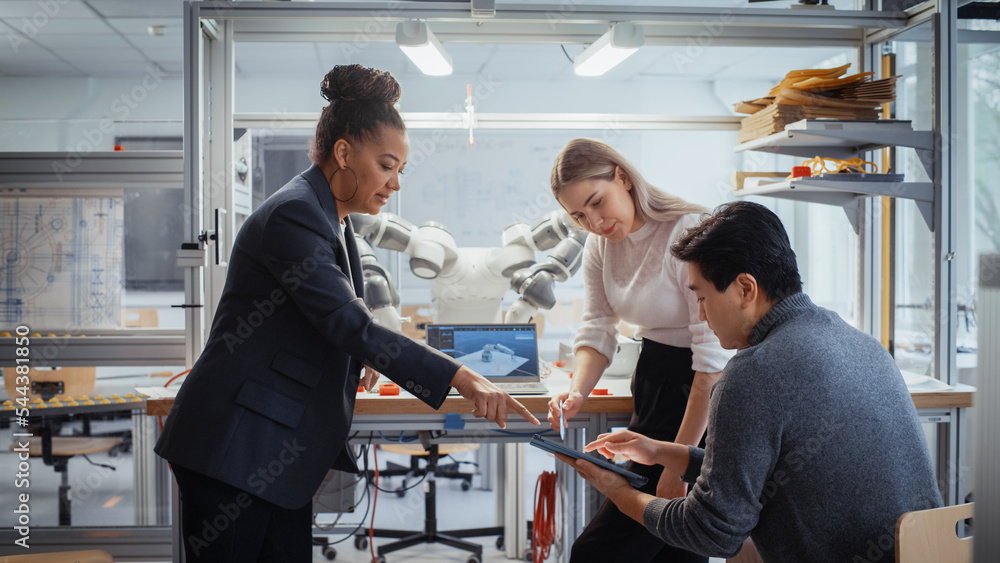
[396,21,453,76]
[574,23,645,77]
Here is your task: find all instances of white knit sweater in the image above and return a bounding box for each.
[574,213,733,374]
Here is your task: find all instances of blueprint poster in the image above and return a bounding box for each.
[0,197,124,330]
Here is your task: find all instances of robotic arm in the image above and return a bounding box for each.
[482,343,516,362]
[352,209,586,325]
[503,211,588,323]
[354,236,404,331]
[352,213,457,279]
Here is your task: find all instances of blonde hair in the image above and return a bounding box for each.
[550,138,707,224]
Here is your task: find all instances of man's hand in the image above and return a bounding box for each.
[360,365,380,392]
[546,391,584,432]
[585,430,664,466]
[656,467,687,499]
[552,453,632,499]
[451,366,540,429]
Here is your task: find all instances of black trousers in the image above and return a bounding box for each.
[569,340,707,563]
[172,464,313,562]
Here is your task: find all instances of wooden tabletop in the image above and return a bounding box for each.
[144,387,973,417]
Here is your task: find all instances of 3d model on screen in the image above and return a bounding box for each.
[351,210,588,326]
[481,343,515,362]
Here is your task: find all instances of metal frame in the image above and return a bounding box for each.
[177,2,970,560]
[0,151,188,367]
[234,113,743,131]
[0,152,183,190]
[932,4,959,392]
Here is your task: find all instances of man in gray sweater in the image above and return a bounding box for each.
[559,201,942,562]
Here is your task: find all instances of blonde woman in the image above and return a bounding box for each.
[548,138,732,563]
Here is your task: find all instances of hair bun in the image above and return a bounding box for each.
[320,64,401,105]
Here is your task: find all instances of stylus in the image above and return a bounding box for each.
[558,400,566,440]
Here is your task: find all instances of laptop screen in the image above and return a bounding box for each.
[425,324,539,383]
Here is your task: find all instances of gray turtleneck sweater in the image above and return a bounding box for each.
[643,293,942,562]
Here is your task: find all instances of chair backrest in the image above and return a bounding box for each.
[0,549,114,563]
[895,503,973,563]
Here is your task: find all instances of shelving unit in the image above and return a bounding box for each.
[733,119,935,232]
[737,176,934,233]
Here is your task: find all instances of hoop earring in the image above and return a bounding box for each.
[329,166,359,202]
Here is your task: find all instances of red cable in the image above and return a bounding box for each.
[164,369,191,388]
[533,471,559,563]
[157,369,191,432]
[370,445,379,563]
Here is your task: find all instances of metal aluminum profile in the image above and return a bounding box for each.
[197,1,906,27]
[234,113,743,131]
[185,1,907,47]
[0,332,187,368]
[933,6,959,392]
[0,151,182,191]
[183,0,207,370]
[975,254,1000,562]
[232,21,870,48]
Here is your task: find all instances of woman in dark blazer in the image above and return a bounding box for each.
[155,64,538,562]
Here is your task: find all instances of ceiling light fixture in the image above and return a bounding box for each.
[396,21,453,76]
[573,23,645,77]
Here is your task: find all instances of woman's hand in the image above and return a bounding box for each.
[451,366,540,429]
[360,365,380,392]
[585,430,664,466]
[656,467,687,499]
[546,391,585,432]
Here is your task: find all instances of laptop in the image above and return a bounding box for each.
[426,323,548,395]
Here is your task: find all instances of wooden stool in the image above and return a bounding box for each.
[895,503,973,563]
[11,436,122,526]
[0,549,114,563]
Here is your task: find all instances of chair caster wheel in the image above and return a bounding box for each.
[322,545,336,560]
[461,480,471,491]
[467,556,481,563]
[496,535,504,550]
[354,535,368,550]
[376,556,387,563]
[522,548,532,561]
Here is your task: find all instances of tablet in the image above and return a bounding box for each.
[529,434,648,489]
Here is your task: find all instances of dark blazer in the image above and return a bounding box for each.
[155,164,460,509]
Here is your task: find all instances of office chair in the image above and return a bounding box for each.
[376,441,477,496]
[895,502,973,563]
[11,430,121,526]
[356,432,503,563]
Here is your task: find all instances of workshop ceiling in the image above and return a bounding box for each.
[0,0,856,81]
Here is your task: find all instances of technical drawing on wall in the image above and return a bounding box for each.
[0,197,124,329]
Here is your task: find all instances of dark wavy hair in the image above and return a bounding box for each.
[671,201,802,302]
[308,64,406,164]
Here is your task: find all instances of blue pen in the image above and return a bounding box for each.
[558,399,566,440]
